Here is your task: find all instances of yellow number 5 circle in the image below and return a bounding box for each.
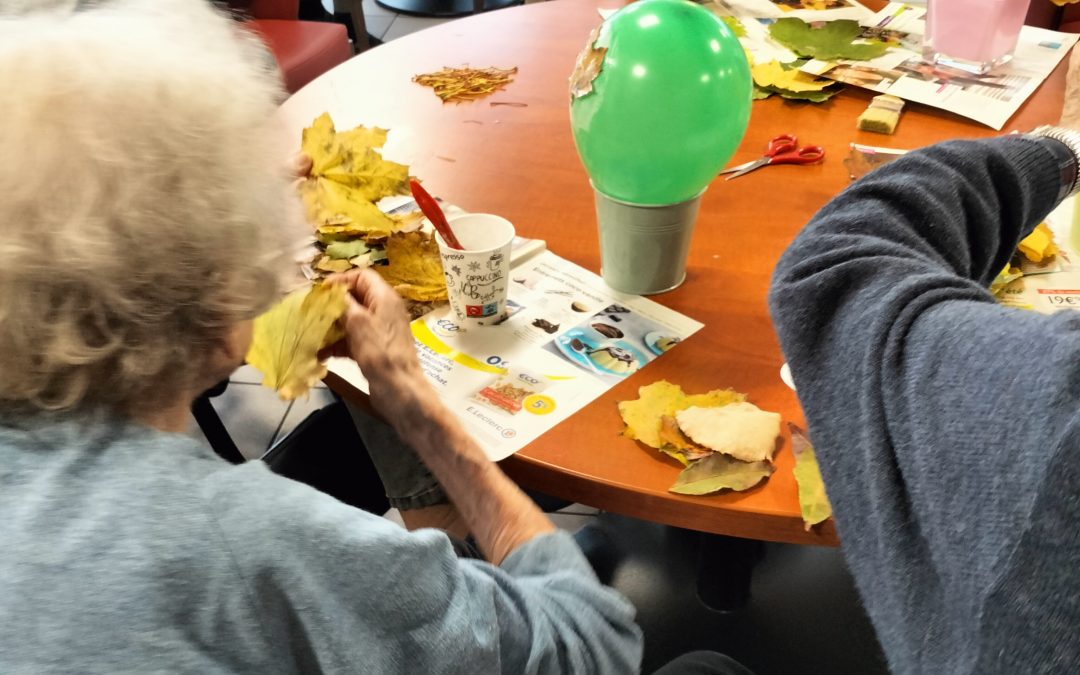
[523,394,556,415]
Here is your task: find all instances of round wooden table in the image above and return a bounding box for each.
[275,0,1070,546]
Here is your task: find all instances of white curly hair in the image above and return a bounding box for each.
[0,0,298,415]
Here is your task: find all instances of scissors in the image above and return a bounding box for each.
[719,133,825,180]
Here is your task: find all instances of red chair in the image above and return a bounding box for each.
[1026,2,1080,32]
[245,0,354,94]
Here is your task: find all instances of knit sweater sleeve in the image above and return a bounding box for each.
[768,136,1080,673]
[202,461,642,675]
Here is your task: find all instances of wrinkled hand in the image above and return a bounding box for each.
[324,268,434,418]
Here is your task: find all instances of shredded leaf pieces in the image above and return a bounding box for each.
[413,66,519,103]
[246,283,348,400]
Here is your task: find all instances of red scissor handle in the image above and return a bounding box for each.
[765,134,799,157]
[770,144,826,165]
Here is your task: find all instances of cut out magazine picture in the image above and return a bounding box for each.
[546,304,679,383]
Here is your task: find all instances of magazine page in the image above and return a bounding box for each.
[717,0,875,22]
[799,3,1078,130]
[327,250,703,461]
[710,0,1078,130]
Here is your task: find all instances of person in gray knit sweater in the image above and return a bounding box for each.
[0,2,642,673]
[769,129,1080,674]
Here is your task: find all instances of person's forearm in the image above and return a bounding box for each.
[389,387,555,565]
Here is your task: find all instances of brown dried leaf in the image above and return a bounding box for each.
[570,26,607,99]
[375,231,448,303]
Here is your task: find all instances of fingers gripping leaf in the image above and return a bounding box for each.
[246,283,348,400]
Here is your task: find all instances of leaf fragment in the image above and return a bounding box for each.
[769,18,889,61]
[374,231,448,303]
[752,60,832,92]
[675,402,782,463]
[789,423,833,530]
[617,381,745,449]
[246,283,348,400]
[669,453,773,495]
[325,239,371,260]
[570,26,607,99]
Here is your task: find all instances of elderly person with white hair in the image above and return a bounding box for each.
[0,2,642,673]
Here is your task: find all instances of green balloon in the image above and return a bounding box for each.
[570,0,752,205]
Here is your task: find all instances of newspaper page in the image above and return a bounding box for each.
[328,249,703,461]
[710,1,1078,130]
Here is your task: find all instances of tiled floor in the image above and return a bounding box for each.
[356,0,536,45]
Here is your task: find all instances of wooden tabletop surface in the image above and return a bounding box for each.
[276,0,1071,546]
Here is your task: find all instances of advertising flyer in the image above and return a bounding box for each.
[328,249,703,461]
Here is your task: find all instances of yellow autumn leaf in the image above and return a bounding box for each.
[323,146,409,202]
[246,283,348,401]
[617,380,745,449]
[375,231,448,303]
[299,113,411,236]
[1017,222,1058,263]
[300,113,341,175]
[751,60,832,93]
[301,178,403,242]
[659,415,701,455]
[789,423,832,530]
[990,264,1022,298]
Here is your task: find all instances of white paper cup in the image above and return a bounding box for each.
[436,213,515,327]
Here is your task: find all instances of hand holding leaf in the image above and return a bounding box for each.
[246,283,348,400]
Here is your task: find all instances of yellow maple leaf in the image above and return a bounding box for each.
[323,148,409,202]
[751,60,832,92]
[374,231,448,303]
[300,113,341,175]
[246,283,348,401]
[617,380,745,450]
[301,178,402,242]
[299,113,411,235]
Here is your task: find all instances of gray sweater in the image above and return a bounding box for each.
[0,415,642,673]
[770,136,1080,674]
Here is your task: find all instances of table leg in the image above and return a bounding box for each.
[374,0,521,19]
[343,0,370,53]
[695,534,765,612]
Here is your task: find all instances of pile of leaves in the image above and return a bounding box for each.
[298,113,447,313]
[413,66,518,103]
[618,381,778,494]
[618,380,831,530]
[246,283,348,400]
[724,16,890,102]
